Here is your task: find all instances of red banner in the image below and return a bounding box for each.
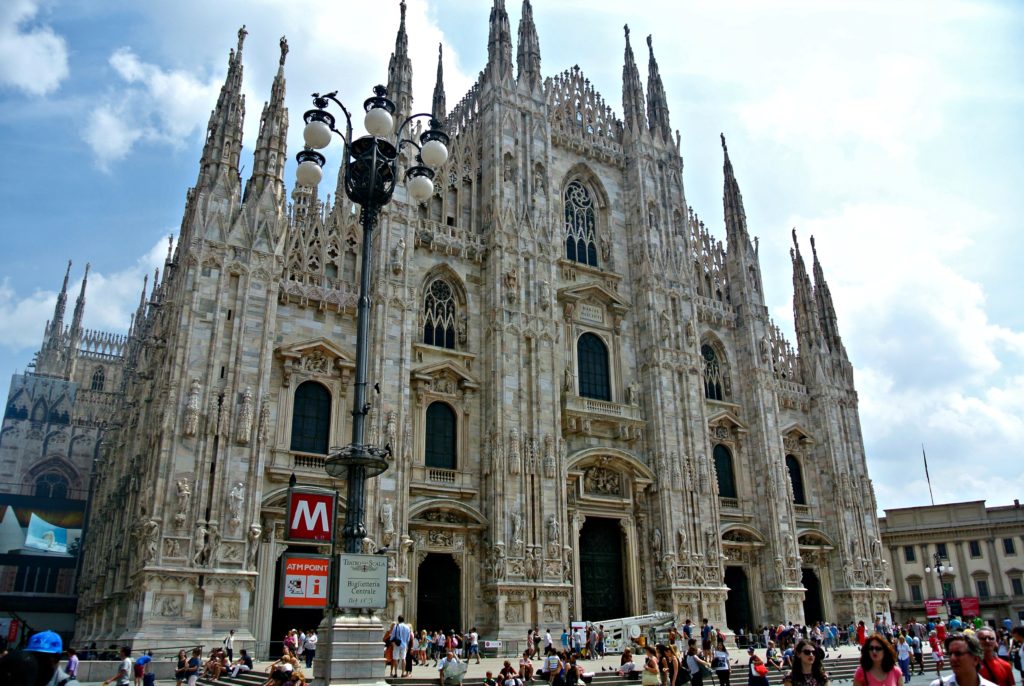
[924,597,981,617]
[7,619,19,643]
[287,490,336,542]
[279,554,331,608]
[959,597,980,616]
[925,599,944,617]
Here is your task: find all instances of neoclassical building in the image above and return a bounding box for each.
[68,0,890,650]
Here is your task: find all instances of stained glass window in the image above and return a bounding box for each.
[577,333,610,401]
[564,181,598,267]
[423,279,457,349]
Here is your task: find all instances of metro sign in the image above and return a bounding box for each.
[287,489,336,542]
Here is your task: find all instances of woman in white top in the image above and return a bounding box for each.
[713,640,732,686]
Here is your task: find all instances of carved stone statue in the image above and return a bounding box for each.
[510,511,524,545]
[626,382,640,406]
[677,525,689,554]
[246,523,262,569]
[651,527,663,557]
[236,387,253,444]
[228,482,244,529]
[207,522,222,567]
[193,522,209,567]
[492,545,506,580]
[142,519,160,564]
[390,237,406,275]
[759,335,771,363]
[380,500,395,546]
[183,380,201,436]
[546,515,560,544]
[257,396,270,444]
[505,269,518,302]
[508,430,521,475]
[175,479,191,529]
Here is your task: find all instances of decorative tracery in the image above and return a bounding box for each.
[701,344,727,400]
[423,278,457,349]
[564,181,598,267]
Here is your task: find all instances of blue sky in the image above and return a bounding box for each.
[1,0,1021,513]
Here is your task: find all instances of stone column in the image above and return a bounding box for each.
[986,538,1005,595]
[952,541,970,598]
[620,517,641,615]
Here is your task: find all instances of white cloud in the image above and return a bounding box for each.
[0,0,69,96]
[0,235,173,354]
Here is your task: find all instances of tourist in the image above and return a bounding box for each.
[439,648,466,686]
[521,650,535,682]
[766,641,784,672]
[66,647,79,681]
[685,639,712,686]
[929,633,997,686]
[858,622,868,647]
[597,625,606,659]
[184,647,202,686]
[102,646,133,686]
[976,628,1014,686]
[501,659,523,686]
[854,634,902,686]
[223,630,236,661]
[748,648,770,686]
[642,646,661,686]
[930,631,946,678]
[230,649,253,678]
[384,621,397,678]
[303,629,317,670]
[394,615,413,677]
[137,650,154,686]
[713,639,731,686]
[895,636,912,683]
[262,651,294,686]
[469,627,481,665]
[784,641,829,686]
[658,643,680,686]
[543,647,562,682]
[24,630,70,686]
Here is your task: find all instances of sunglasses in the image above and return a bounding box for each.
[947,650,972,658]
[801,650,815,656]
[867,646,885,653]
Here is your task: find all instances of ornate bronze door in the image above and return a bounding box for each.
[417,553,461,632]
[579,517,626,620]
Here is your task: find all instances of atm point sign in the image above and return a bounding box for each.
[279,554,331,608]
[287,490,336,542]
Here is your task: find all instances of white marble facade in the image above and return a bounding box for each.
[67,2,891,649]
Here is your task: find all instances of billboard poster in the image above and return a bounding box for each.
[0,500,84,559]
[279,554,331,608]
[287,489,336,542]
[924,599,944,617]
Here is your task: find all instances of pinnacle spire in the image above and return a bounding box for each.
[69,262,89,354]
[485,0,514,85]
[243,36,290,206]
[721,133,749,244]
[811,236,846,358]
[516,0,541,91]
[432,43,446,120]
[387,1,413,123]
[51,260,72,337]
[791,230,826,356]
[197,26,247,193]
[621,25,646,133]
[645,35,671,140]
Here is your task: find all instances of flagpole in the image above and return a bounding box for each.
[922,444,935,506]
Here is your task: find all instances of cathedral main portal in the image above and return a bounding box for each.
[579,517,626,621]
[416,553,461,632]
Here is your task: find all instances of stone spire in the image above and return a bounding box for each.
[791,230,826,356]
[387,0,413,124]
[621,25,646,134]
[485,0,514,85]
[36,261,72,377]
[197,26,247,192]
[811,236,847,359]
[721,134,749,245]
[432,43,446,120]
[243,36,289,206]
[69,262,89,341]
[50,260,72,340]
[645,35,671,140]
[516,0,541,91]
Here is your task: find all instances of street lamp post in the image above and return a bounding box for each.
[295,86,447,686]
[924,552,955,619]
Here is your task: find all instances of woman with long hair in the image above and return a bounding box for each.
[657,643,679,686]
[783,640,828,686]
[642,646,662,686]
[685,639,712,686]
[853,634,901,686]
[713,639,732,686]
[383,621,397,678]
[748,649,770,686]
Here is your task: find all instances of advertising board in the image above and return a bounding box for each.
[279,554,331,608]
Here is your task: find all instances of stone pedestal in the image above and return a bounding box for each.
[313,610,388,686]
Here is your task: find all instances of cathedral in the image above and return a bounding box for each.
[18,0,892,649]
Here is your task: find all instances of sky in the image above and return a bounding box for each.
[0,0,1021,514]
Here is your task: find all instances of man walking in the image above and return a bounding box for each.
[303,630,318,670]
[394,615,413,678]
[468,627,481,664]
[102,646,133,686]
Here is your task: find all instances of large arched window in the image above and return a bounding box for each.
[701,344,725,401]
[786,454,806,505]
[290,381,331,454]
[91,366,105,391]
[35,472,69,499]
[577,333,610,401]
[423,278,457,349]
[564,181,598,267]
[714,444,737,499]
[424,402,457,469]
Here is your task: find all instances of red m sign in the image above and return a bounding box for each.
[287,490,336,541]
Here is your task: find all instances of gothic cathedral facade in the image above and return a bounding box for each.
[65,1,890,648]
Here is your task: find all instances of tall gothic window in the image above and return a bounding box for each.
[423,278,457,349]
[577,333,611,401]
[786,454,807,505]
[35,472,69,499]
[424,402,457,469]
[91,366,105,391]
[564,181,598,267]
[701,344,725,400]
[290,381,331,454]
[714,444,738,499]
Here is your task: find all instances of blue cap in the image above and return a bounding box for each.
[26,630,63,654]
